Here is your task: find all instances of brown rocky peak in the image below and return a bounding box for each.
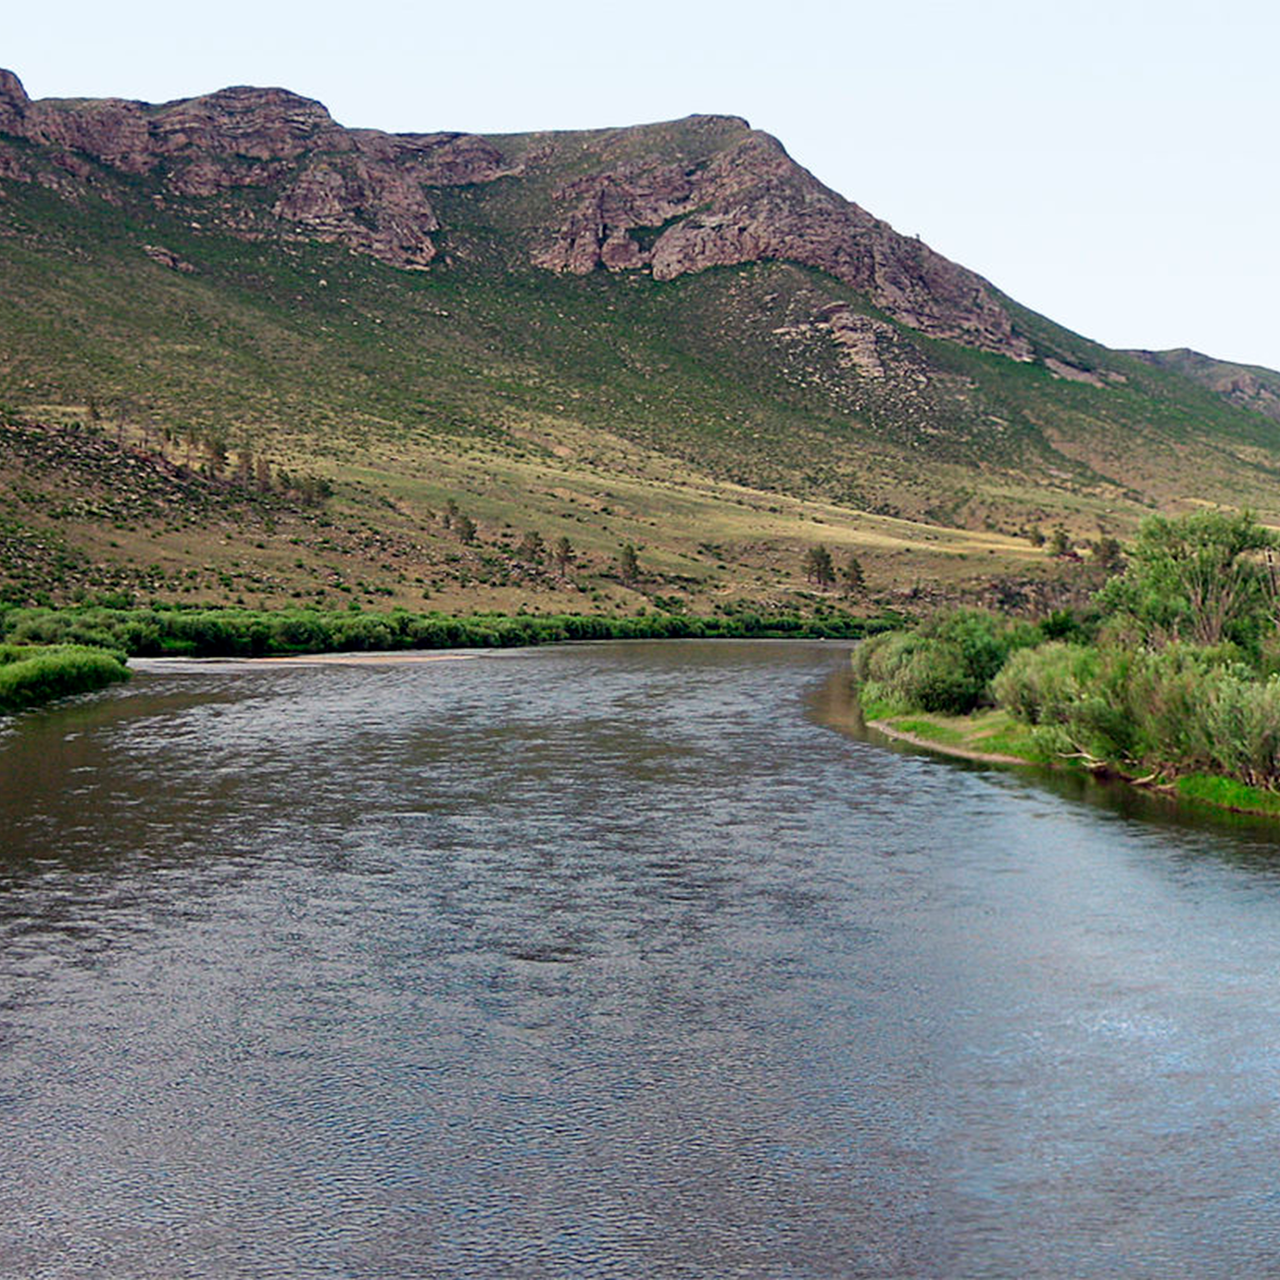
[0,72,515,268]
[533,121,1031,360]
[151,85,336,159]
[683,113,751,130]
[0,68,28,104]
[0,68,30,128]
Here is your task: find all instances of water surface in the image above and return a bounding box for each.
[3,641,1280,1277]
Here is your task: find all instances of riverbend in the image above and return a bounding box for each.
[4,641,1280,1277]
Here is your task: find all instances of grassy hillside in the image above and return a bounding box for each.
[1125,348,1280,425]
[3,114,1280,616]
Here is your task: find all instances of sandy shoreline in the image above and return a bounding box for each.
[866,718,1033,767]
[131,651,479,671]
[253,652,478,667]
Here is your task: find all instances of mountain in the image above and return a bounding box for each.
[0,71,1024,354]
[2,68,1279,616]
[1126,348,1280,425]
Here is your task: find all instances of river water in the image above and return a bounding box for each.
[3,640,1280,1278]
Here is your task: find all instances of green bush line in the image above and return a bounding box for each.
[850,513,1280,814]
[850,607,1074,717]
[0,603,889,660]
[0,644,131,711]
[856,622,1280,806]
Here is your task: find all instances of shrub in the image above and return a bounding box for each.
[995,637,1280,784]
[992,642,1098,725]
[1194,673,1280,788]
[853,609,1044,715]
[0,646,130,711]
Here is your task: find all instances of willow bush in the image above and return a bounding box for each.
[992,638,1280,787]
[853,609,1042,714]
[0,645,130,711]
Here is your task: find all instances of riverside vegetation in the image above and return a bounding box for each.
[0,643,130,711]
[0,595,893,714]
[0,599,887,714]
[0,601,884,660]
[853,511,1280,815]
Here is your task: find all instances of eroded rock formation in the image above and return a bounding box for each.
[531,126,1031,360]
[0,70,510,268]
[0,69,1031,358]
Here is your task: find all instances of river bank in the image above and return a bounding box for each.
[0,643,130,713]
[864,703,1280,819]
[0,601,891,661]
[866,710,1039,767]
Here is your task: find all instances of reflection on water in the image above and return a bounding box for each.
[3,642,1280,1277]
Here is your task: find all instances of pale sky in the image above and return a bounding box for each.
[6,0,1279,370]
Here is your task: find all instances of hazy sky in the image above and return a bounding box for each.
[7,0,1279,369]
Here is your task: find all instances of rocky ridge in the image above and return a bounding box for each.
[1127,348,1280,425]
[0,69,511,268]
[0,68,1031,360]
[530,127,1030,359]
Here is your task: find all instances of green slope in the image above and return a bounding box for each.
[2,107,1280,615]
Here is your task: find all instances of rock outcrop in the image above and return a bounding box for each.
[1128,348,1280,424]
[0,68,31,129]
[0,69,1031,358]
[531,125,1031,360]
[0,70,511,268]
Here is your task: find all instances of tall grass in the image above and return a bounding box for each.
[0,604,884,660]
[0,644,130,711]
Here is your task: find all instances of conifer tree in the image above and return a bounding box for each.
[554,535,574,575]
[842,553,866,595]
[805,544,835,588]
[517,530,545,562]
[619,543,640,584]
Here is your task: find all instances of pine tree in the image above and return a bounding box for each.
[204,432,229,477]
[517,530,545,562]
[554,535,574,575]
[618,543,640,583]
[842,553,866,595]
[805,544,835,588]
[1091,533,1123,574]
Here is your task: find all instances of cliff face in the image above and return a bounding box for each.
[530,126,1029,358]
[0,70,511,268]
[0,68,1028,358]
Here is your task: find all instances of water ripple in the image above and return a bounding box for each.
[4,642,1280,1276]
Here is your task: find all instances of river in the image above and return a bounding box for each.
[2,640,1280,1277]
